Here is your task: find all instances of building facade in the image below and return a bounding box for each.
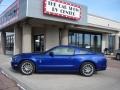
[0,0,120,55]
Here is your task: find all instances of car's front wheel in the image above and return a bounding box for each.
[80,62,95,77]
[19,60,35,75]
[116,53,120,60]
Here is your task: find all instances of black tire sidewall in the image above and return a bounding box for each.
[19,60,35,75]
[80,62,95,77]
[116,54,120,60]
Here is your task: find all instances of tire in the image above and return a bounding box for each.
[19,60,35,75]
[80,62,95,77]
[116,54,120,60]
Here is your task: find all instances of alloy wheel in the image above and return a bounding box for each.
[20,61,35,75]
[80,62,95,77]
[116,54,120,60]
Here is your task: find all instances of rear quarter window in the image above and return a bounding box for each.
[75,49,92,55]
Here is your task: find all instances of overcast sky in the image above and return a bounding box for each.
[0,0,120,22]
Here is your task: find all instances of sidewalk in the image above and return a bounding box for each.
[0,55,29,90]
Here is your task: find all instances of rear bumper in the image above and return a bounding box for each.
[97,66,107,71]
[96,59,107,71]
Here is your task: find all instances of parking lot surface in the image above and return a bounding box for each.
[0,55,120,90]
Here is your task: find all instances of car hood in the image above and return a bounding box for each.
[17,52,40,55]
[13,53,42,58]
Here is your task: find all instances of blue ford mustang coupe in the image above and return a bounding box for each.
[11,46,107,77]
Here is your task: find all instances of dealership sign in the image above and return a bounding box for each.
[43,0,81,20]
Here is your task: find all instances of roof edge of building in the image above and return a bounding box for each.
[88,13,120,24]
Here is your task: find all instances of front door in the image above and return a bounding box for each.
[38,47,76,71]
[34,35,44,52]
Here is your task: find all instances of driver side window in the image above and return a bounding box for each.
[51,47,75,55]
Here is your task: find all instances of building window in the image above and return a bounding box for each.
[59,29,62,45]
[34,34,44,52]
[68,30,102,52]
[6,35,14,51]
[84,34,91,48]
[0,4,18,25]
[119,37,120,49]
[108,34,115,52]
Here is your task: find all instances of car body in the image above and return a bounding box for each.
[11,45,107,77]
[114,49,120,60]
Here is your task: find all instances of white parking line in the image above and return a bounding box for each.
[1,70,9,77]
[17,84,26,90]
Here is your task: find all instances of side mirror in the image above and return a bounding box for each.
[49,52,54,57]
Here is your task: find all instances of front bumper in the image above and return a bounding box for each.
[11,61,19,70]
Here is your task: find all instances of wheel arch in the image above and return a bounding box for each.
[18,59,37,72]
[116,53,120,60]
[80,60,97,70]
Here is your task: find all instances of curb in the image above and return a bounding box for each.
[0,67,32,90]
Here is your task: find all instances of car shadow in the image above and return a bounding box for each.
[9,67,80,76]
[9,67,20,74]
[8,67,98,77]
[36,72,78,75]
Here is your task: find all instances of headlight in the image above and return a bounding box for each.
[12,55,19,61]
[9,57,12,61]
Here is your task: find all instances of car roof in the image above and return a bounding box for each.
[56,45,95,52]
[56,45,85,50]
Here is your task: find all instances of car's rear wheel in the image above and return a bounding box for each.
[80,62,95,77]
[20,60,35,75]
[116,53,120,60]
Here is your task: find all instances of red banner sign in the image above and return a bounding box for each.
[43,0,81,20]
